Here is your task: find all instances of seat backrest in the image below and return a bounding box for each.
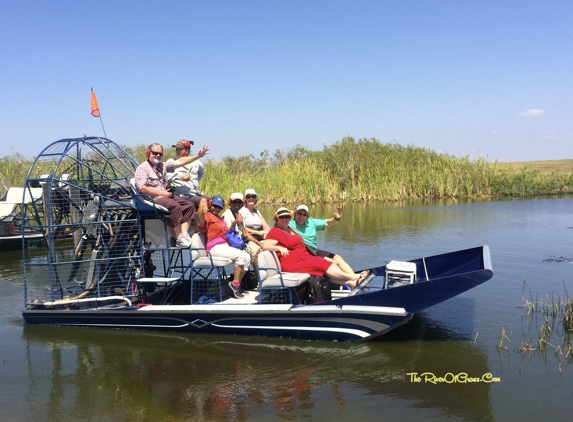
[190,232,207,260]
[130,178,169,215]
[5,187,43,204]
[0,203,16,220]
[257,250,281,281]
[269,250,282,272]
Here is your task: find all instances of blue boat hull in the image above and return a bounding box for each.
[22,246,492,341]
[22,306,412,341]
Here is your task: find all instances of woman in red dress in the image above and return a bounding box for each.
[264,207,368,289]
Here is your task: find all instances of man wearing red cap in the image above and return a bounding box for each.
[166,139,210,212]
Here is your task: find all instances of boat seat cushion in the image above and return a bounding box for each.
[4,187,43,204]
[261,272,310,288]
[0,203,16,220]
[257,250,310,288]
[190,232,233,266]
[129,178,169,214]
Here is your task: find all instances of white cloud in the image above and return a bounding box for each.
[517,109,544,116]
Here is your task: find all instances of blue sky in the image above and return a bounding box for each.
[1,0,571,162]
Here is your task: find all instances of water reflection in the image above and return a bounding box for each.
[5,197,573,420]
[22,313,494,421]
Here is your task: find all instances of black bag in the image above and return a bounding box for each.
[305,275,332,304]
[305,245,319,256]
[241,270,259,290]
[251,233,265,242]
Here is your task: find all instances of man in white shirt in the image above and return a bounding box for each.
[166,139,210,212]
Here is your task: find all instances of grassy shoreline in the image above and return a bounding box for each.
[501,159,573,175]
[2,137,572,204]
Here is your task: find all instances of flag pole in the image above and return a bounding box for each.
[91,88,107,138]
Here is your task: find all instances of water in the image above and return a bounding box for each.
[1,198,572,421]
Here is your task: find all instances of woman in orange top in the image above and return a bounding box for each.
[197,195,251,299]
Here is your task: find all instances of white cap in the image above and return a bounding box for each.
[230,192,243,201]
[296,204,309,213]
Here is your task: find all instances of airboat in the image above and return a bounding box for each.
[0,171,45,251]
[21,137,494,341]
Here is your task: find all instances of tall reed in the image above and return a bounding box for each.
[3,137,572,203]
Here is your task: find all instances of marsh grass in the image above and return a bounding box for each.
[3,137,573,203]
[508,282,573,370]
[497,322,511,352]
[493,281,573,372]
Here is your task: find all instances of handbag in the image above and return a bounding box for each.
[227,228,247,250]
[305,244,319,256]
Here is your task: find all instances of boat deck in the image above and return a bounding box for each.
[216,287,352,305]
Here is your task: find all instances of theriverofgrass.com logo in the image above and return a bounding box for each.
[407,372,501,384]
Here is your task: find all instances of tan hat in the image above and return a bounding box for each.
[275,207,293,219]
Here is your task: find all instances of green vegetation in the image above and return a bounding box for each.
[3,137,573,204]
[496,281,573,374]
[0,152,34,193]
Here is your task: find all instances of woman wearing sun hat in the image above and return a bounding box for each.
[264,207,368,289]
[238,188,271,265]
[197,195,251,299]
[238,188,271,242]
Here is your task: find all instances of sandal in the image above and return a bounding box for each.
[355,270,370,288]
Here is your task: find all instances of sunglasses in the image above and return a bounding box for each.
[245,195,257,199]
[297,212,308,216]
[231,200,243,204]
[278,215,291,220]
[212,204,223,210]
[150,151,163,157]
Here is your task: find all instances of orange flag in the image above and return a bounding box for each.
[90,88,100,117]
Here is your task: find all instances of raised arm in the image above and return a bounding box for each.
[325,206,343,227]
[171,145,210,170]
[197,199,209,229]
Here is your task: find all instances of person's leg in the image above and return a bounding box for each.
[176,198,195,237]
[245,241,262,270]
[233,265,246,283]
[332,254,354,274]
[324,264,368,289]
[211,244,251,297]
[180,221,190,236]
[324,264,358,285]
[156,197,184,239]
[317,249,354,274]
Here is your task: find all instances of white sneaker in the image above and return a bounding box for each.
[176,236,191,248]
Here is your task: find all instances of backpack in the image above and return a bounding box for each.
[241,270,259,290]
[305,275,332,304]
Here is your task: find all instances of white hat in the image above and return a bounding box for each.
[244,188,258,199]
[230,192,243,201]
[296,204,309,213]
